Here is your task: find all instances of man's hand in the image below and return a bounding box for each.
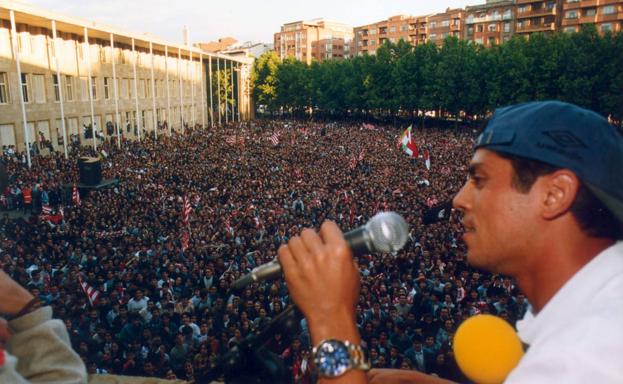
[279,221,366,383]
[0,270,35,316]
[368,369,456,384]
[278,220,360,344]
[0,317,10,348]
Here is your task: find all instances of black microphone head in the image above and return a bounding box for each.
[365,212,409,253]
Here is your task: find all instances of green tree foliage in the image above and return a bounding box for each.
[251,51,280,111]
[251,31,623,124]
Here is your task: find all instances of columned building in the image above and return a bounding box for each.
[0,0,252,154]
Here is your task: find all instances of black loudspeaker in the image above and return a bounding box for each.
[78,157,102,186]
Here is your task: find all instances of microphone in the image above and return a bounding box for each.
[453,314,525,384]
[230,212,408,291]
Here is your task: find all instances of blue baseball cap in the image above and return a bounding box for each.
[475,100,623,223]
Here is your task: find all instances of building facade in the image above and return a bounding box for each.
[0,0,251,155]
[465,0,516,47]
[274,19,353,64]
[560,0,623,33]
[349,0,622,56]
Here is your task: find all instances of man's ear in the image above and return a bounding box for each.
[540,169,580,220]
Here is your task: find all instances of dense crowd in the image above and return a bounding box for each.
[0,119,530,383]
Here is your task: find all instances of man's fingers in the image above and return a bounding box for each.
[319,220,352,259]
[300,228,325,259]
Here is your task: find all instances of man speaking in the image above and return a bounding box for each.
[278,101,623,383]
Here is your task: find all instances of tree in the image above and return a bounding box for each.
[251,51,280,112]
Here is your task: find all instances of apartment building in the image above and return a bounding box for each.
[0,0,251,154]
[427,8,465,45]
[515,0,560,35]
[561,0,623,33]
[274,19,353,64]
[465,0,516,47]
[354,15,414,55]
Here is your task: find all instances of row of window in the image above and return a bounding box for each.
[0,72,201,105]
[566,5,618,19]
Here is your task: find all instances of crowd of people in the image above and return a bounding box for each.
[0,119,529,382]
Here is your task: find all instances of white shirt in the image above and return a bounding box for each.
[506,241,623,383]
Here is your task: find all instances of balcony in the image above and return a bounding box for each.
[516,21,556,32]
[517,7,556,18]
[516,0,544,3]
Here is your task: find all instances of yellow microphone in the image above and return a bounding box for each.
[453,314,524,384]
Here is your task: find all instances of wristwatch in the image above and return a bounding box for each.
[313,339,370,378]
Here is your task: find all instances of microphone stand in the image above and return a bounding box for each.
[220,304,303,383]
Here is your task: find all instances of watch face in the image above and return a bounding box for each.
[315,340,351,377]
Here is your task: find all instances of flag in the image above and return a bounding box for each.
[358,149,366,161]
[400,125,418,158]
[349,156,358,170]
[423,201,452,225]
[424,148,431,170]
[270,131,280,146]
[79,276,100,306]
[72,185,81,206]
[225,135,237,145]
[42,204,52,215]
[182,196,191,226]
[180,230,190,251]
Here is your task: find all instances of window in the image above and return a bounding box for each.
[52,74,60,102]
[518,6,528,13]
[488,23,497,32]
[602,5,615,15]
[442,20,450,27]
[584,8,596,16]
[21,73,29,103]
[567,0,580,2]
[389,26,396,33]
[503,9,512,19]
[79,77,89,101]
[492,10,500,20]
[601,23,613,32]
[91,77,97,100]
[429,21,437,28]
[32,74,46,103]
[566,11,579,19]
[370,28,376,35]
[104,77,111,99]
[0,72,9,104]
[467,26,474,35]
[139,79,145,98]
[477,25,484,32]
[429,33,437,40]
[564,26,577,33]
[504,22,511,33]
[400,24,408,32]
[64,75,73,101]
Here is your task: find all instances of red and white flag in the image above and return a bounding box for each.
[182,196,192,226]
[79,276,100,306]
[348,156,358,170]
[424,148,431,170]
[225,135,237,145]
[42,204,52,215]
[269,131,280,146]
[180,230,190,251]
[72,185,81,206]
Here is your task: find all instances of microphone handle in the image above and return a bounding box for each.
[230,259,281,291]
[343,226,371,256]
[229,226,371,292]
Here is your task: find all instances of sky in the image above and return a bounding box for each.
[25,0,474,46]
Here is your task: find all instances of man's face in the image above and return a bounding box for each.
[453,149,538,275]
